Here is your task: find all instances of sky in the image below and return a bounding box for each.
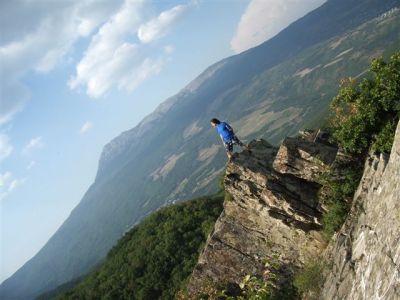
[0,0,326,283]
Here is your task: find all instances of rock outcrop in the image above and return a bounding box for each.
[187,122,400,298]
[320,121,400,299]
[187,137,338,294]
[273,135,337,181]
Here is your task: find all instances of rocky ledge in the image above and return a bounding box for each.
[187,136,338,295]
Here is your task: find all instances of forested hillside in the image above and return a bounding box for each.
[43,196,223,299]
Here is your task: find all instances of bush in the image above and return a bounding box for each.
[293,260,325,298]
[372,119,397,153]
[196,252,298,300]
[320,53,400,237]
[322,200,348,238]
[317,159,363,238]
[330,52,400,154]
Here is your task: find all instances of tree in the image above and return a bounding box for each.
[330,52,400,154]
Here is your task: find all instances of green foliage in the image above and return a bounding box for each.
[201,273,297,300]
[236,275,273,300]
[293,260,325,298]
[320,53,400,237]
[217,169,234,203]
[56,196,223,300]
[318,160,363,238]
[36,278,83,300]
[322,200,348,238]
[225,192,234,202]
[195,252,298,300]
[372,119,397,153]
[330,52,400,154]
[194,275,273,300]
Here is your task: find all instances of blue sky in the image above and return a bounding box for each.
[0,0,325,282]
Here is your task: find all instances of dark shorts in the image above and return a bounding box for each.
[224,135,244,153]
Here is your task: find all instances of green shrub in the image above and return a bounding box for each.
[330,52,400,155]
[320,53,400,237]
[372,119,397,153]
[199,252,298,300]
[322,200,348,238]
[197,275,274,300]
[293,260,325,298]
[317,159,362,238]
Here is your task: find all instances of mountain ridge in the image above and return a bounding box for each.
[95,0,400,182]
[96,58,229,181]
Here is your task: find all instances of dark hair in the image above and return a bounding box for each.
[210,118,220,125]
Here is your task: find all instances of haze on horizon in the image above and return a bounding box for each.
[0,0,325,282]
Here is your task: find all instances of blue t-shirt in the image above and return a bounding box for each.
[216,122,234,142]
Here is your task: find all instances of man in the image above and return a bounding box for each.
[210,118,249,159]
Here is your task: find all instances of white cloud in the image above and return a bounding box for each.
[0,172,25,201]
[0,0,124,124]
[0,172,12,187]
[0,133,13,161]
[69,0,189,98]
[8,180,19,192]
[1,0,191,122]
[80,121,94,134]
[68,0,148,97]
[231,0,326,53]
[138,4,190,43]
[164,45,175,54]
[0,79,28,125]
[22,137,44,155]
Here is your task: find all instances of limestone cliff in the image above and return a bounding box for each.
[320,122,400,299]
[187,136,338,295]
[187,122,400,299]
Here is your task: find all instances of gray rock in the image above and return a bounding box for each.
[273,136,338,182]
[187,138,328,295]
[187,121,400,299]
[320,121,400,300]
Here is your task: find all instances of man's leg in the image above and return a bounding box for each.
[233,135,250,150]
[232,135,244,146]
[224,141,233,158]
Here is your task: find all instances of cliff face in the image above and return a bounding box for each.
[320,122,400,299]
[188,122,400,298]
[187,137,338,294]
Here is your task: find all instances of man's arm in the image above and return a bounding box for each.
[219,134,225,143]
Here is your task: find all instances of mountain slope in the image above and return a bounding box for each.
[1,1,400,299]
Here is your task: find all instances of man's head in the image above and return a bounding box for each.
[210,118,220,127]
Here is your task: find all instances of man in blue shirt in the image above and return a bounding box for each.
[210,118,249,159]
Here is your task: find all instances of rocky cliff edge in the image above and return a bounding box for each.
[187,121,400,299]
[187,134,338,295]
